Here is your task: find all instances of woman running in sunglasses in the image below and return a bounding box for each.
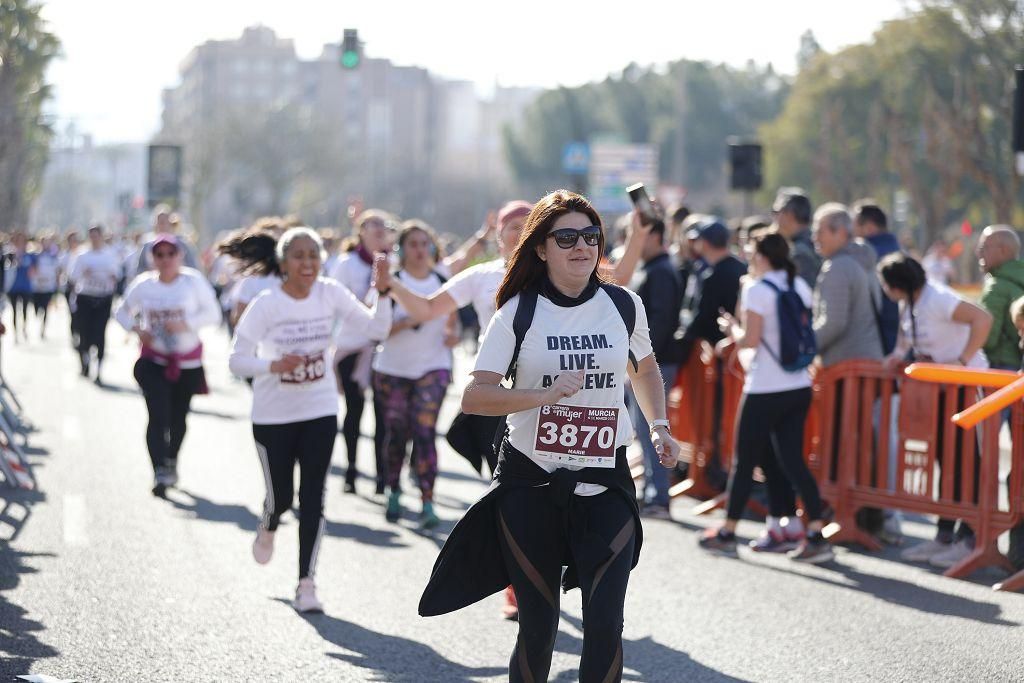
[419,190,681,683]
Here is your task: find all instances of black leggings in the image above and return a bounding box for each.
[336,353,386,488]
[498,487,636,683]
[76,294,113,363]
[727,387,823,522]
[9,292,30,333]
[253,416,336,580]
[134,359,203,474]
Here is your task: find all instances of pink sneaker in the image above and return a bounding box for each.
[252,527,275,565]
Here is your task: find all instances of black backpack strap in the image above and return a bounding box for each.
[432,269,448,285]
[756,278,785,365]
[600,283,638,371]
[505,287,539,386]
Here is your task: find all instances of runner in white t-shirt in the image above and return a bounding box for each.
[327,210,397,495]
[878,252,993,568]
[229,227,392,613]
[432,191,680,681]
[115,234,222,496]
[702,231,832,563]
[30,235,60,339]
[371,221,459,530]
[69,226,122,383]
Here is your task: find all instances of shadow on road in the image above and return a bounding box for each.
[293,606,505,682]
[166,489,260,532]
[550,612,751,683]
[749,557,1018,627]
[92,381,139,396]
[323,519,409,549]
[189,407,244,420]
[0,486,60,677]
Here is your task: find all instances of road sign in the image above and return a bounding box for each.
[587,143,659,215]
[562,142,591,175]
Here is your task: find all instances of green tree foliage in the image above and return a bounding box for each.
[0,0,59,230]
[503,60,787,199]
[761,0,1023,239]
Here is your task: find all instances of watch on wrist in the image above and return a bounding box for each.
[649,419,671,433]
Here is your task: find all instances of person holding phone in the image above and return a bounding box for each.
[420,190,680,683]
[229,227,392,613]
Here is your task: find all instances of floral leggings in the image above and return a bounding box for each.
[373,369,450,502]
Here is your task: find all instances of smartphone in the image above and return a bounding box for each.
[626,183,657,225]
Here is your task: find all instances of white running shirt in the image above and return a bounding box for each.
[230,278,393,425]
[69,247,121,297]
[474,287,653,496]
[438,258,505,338]
[374,270,453,379]
[114,268,222,367]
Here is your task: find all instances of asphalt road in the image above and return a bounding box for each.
[1,307,1022,682]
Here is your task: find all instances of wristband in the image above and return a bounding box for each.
[649,419,671,432]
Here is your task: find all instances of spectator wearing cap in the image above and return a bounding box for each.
[628,218,683,517]
[854,202,900,354]
[675,218,747,364]
[811,203,884,366]
[773,188,820,285]
[977,225,1024,373]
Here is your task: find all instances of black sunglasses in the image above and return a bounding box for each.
[547,225,601,249]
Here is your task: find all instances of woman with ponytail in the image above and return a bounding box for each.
[877,252,992,569]
[229,227,392,613]
[700,231,833,563]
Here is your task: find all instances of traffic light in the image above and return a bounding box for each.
[728,140,762,191]
[341,29,360,69]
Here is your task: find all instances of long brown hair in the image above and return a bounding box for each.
[495,190,607,310]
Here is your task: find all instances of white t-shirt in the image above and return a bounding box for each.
[374,271,453,379]
[738,270,814,394]
[31,251,60,293]
[328,252,375,353]
[69,247,121,297]
[230,274,280,307]
[114,269,222,367]
[229,278,392,425]
[901,282,987,368]
[474,287,653,496]
[439,258,505,336]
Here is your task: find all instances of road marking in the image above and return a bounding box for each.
[63,494,88,547]
[62,415,81,441]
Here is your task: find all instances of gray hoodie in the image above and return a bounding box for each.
[813,240,884,366]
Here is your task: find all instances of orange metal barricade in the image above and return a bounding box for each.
[810,359,1024,583]
[667,342,720,502]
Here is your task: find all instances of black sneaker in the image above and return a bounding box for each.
[698,527,738,556]
[789,535,835,564]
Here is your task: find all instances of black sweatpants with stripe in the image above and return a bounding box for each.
[253,416,336,580]
[497,486,636,683]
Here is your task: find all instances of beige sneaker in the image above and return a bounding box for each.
[293,578,323,613]
[900,539,950,563]
[928,539,973,569]
[252,527,275,565]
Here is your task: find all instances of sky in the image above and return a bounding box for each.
[40,0,914,145]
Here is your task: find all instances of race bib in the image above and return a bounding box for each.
[280,352,327,387]
[534,405,618,468]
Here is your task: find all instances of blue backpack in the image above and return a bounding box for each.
[760,279,817,372]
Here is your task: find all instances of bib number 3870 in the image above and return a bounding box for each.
[280,352,327,386]
[534,405,618,468]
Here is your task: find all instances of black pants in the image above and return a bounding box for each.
[935,388,979,541]
[336,353,386,488]
[75,294,113,365]
[727,388,823,522]
[134,359,203,474]
[253,416,336,580]
[8,292,30,333]
[498,487,636,683]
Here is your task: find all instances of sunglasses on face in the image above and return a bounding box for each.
[547,226,601,249]
[153,249,178,259]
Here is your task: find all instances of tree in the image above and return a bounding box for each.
[0,0,60,230]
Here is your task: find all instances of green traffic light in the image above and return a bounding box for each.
[341,51,359,69]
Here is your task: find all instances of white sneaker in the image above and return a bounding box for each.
[293,577,323,613]
[928,539,973,569]
[900,539,950,563]
[252,528,275,565]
